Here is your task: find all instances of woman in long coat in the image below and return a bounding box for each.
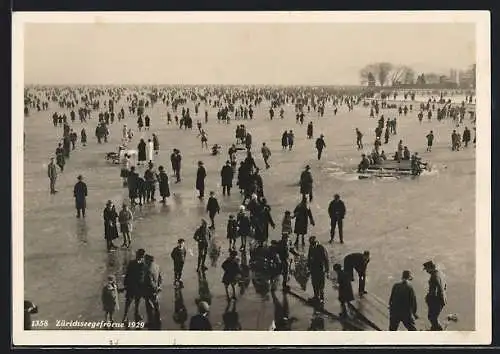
[137,139,147,165]
[157,165,170,203]
[293,198,315,247]
[103,200,119,252]
[196,161,207,199]
[333,263,355,317]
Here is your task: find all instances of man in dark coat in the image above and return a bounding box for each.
[143,254,162,329]
[122,248,147,323]
[157,166,170,203]
[254,199,275,246]
[137,139,147,165]
[189,301,212,330]
[127,166,139,206]
[328,194,346,244]
[389,270,418,331]
[73,175,88,218]
[343,251,370,296]
[299,165,313,202]
[315,134,326,160]
[333,263,354,317]
[47,157,58,194]
[423,261,447,330]
[171,238,186,287]
[220,161,234,196]
[170,149,182,183]
[196,161,207,199]
[103,200,119,251]
[194,219,211,272]
[307,236,329,305]
[206,191,220,229]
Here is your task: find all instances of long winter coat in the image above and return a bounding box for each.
[293,203,315,235]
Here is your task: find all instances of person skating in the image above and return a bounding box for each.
[103,200,119,252]
[426,131,434,152]
[222,250,241,300]
[171,238,187,288]
[196,161,207,199]
[236,205,252,251]
[118,203,134,248]
[194,219,211,272]
[343,251,370,296]
[261,142,272,169]
[293,197,315,247]
[47,157,58,194]
[122,248,147,323]
[355,128,363,150]
[333,263,354,317]
[101,275,119,325]
[226,214,238,250]
[143,254,162,330]
[206,191,220,229]
[388,270,418,331]
[189,301,212,330]
[299,165,314,202]
[307,236,329,305]
[220,161,234,197]
[157,165,171,203]
[328,194,346,244]
[423,261,447,331]
[315,134,326,160]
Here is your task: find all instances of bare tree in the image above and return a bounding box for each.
[389,65,415,86]
[359,62,393,86]
[377,62,393,87]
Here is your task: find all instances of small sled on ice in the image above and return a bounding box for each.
[357,159,431,179]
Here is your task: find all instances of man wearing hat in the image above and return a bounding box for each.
[307,236,329,304]
[196,160,207,199]
[103,200,119,251]
[299,165,314,202]
[315,134,326,161]
[47,157,58,194]
[423,261,447,330]
[220,160,234,196]
[261,142,272,169]
[194,219,211,272]
[122,248,147,323]
[388,270,418,331]
[73,175,88,218]
[328,194,346,244]
[189,301,212,330]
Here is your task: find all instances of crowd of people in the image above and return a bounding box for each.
[24,85,474,331]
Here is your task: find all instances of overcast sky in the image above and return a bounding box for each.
[23,23,475,85]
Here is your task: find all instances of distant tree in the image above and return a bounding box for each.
[416,74,426,85]
[359,62,393,86]
[367,72,376,87]
[403,68,416,85]
[389,65,412,86]
[471,64,476,88]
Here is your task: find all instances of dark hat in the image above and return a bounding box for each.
[136,248,146,257]
[77,175,83,180]
[198,161,204,165]
[333,263,342,271]
[402,270,413,280]
[309,236,317,243]
[107,274,116,282]
[423,261,436,270]
[178,238,185,244]
[226,160,230,164]
[106,200,113,206]
[305,165,311,170]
